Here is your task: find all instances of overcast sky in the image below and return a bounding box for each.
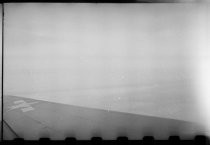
[4,4,206,94]
[2,3,210,135]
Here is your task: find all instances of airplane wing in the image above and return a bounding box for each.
[3,95,205,140]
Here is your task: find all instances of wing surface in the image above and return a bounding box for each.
[3,95,205,140]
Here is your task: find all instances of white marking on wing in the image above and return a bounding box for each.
[22,107,34,112]
[14,100,25,104]
[6,100,38,112]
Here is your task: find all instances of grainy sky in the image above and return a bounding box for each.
[2,3,210,135]
[4,4,205,94]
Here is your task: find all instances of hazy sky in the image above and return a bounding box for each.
[4,4,206,94]
[3,3,210,134]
